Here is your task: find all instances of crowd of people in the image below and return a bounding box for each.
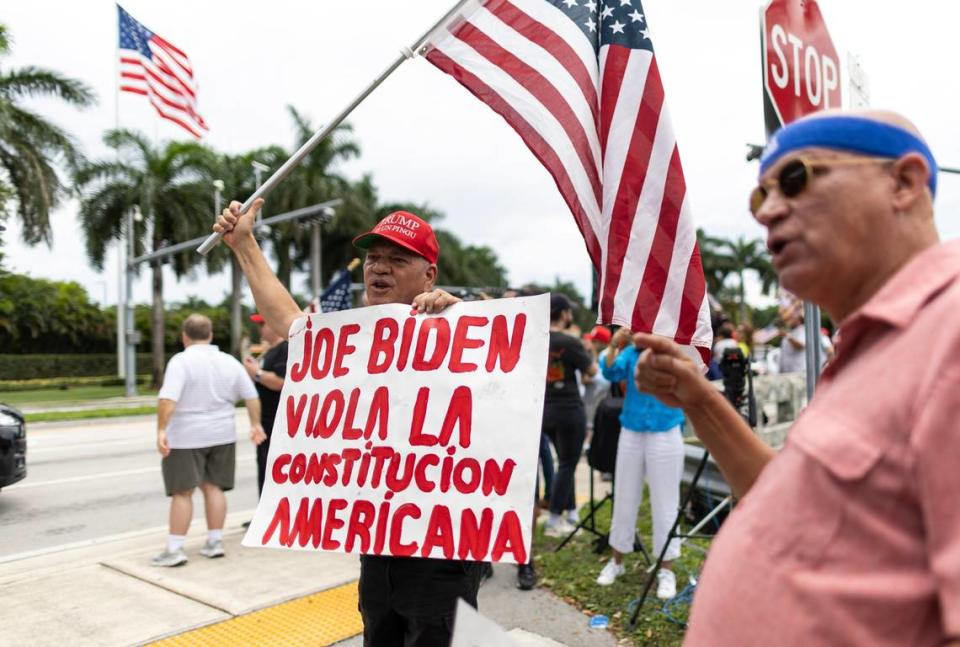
[147,107,959,646]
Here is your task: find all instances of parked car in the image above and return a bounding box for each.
[0,403,26,490]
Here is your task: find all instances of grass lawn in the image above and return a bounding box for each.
[25,406,158,423]
[532,491,719,645]
[0,385,157,408]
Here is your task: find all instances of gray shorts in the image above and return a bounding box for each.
[161,442,236,496]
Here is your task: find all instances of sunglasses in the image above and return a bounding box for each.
[749,156,892,216]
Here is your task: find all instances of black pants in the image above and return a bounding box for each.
[543,405,586,515]
[256,431,272,496]
[359,555,482,647]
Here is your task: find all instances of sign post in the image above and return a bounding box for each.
[760,0,841,396]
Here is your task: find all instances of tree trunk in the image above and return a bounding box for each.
[151,262,165,388]
[276,239,292,291]
[738,269,747,323]
[231,257,242,358]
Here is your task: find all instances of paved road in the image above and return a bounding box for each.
[0,413,261,559]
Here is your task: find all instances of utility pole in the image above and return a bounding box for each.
[310,206,336,297]
[117,238,125,378]
[124,206,142,397]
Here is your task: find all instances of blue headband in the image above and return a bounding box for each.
[759,116,938,197]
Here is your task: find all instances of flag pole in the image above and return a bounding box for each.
[196,0,475,256]
[115,6,126,381]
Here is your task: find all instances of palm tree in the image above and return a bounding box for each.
[269,107,360,290]
[75,129,216,386]
[0,24,95,244]
[696,228,735,297]
[702,232,777,322]
[210,146,286,356]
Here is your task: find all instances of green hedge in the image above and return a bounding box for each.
[0,354,164,380]
[0,374,151,392]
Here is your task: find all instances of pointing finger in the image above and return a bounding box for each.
[632,332,685,359]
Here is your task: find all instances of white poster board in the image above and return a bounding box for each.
[243,295,549,565]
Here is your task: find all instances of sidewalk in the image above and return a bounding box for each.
[0,472,617,646]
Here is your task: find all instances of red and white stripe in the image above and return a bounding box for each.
[119,35,208,139]
[426,0,712,363]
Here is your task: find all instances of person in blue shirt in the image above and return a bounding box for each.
[595,327,685,600]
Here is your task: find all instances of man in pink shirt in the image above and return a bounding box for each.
[634,109,960,646]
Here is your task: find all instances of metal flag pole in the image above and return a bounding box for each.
[115,10,126,379]
[196,0,475,256]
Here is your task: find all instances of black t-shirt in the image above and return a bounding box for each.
[256,340,288,435]
[544,331,592,408]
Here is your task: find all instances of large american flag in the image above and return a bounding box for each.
[117,5,208,139]
[425,0,712,362]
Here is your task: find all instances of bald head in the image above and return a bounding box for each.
[803,108,925,140]
[754,107,940,322]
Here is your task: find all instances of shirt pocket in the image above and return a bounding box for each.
[739,412,884,568]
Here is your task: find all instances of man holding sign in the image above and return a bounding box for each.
[213,201,544,646]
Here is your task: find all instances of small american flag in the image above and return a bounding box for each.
[307,268,355,314]
[117,5,209,139]
[425,0,712,363]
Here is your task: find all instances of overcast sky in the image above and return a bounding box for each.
[3,0,958,309]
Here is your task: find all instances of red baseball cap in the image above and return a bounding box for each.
[584,325,612,344]
[352,211,439,264]
[249,313,265,324]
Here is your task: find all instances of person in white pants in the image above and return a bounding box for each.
[595,329,686,599]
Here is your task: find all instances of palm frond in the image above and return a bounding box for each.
[0,67,96,107]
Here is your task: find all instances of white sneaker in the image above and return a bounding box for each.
[596,559,625,586]
[543,517,576,538]
[151,548,187,567]
[199,539,225,558]
[565,510,580,526]
[656,569,677,599]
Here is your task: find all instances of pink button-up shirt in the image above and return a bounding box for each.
[686,240,960,646]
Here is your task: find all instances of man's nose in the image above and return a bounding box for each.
[754,189,790,227]
[369,258,390,273]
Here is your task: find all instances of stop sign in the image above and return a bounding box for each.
[763,0,842,127]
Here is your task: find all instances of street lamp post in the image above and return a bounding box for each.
[251,161,269,235]
[215,180,243,359]
[309,206,337,298]
[123,206,142,398]
[116,240,125,378]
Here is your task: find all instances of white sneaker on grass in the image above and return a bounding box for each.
[543,516,576,538]
[596,558,625,586]
[565,510,580,526]
[656,569,677,599]
[199,539,225,558]
[151,548,187,567]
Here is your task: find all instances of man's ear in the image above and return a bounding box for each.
[891,152,932,211]
[424,263,438,290]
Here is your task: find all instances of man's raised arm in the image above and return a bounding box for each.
[632,332,775,498]
[213,198,302,337]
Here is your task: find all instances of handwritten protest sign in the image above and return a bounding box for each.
[243,294,549,565]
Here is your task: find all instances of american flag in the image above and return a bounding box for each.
[307,268,355,314]
[425,0,712,363]
[117,5,209,139]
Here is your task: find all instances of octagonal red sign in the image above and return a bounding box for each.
[763,0,843,127]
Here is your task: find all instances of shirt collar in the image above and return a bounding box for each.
[185,343,219,352]
[844,239,960,331]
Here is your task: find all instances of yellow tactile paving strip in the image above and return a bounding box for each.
[151,581,363,647]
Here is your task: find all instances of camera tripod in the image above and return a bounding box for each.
[554,462,652,565]
[626,347,756,630]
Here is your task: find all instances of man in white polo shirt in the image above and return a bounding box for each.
[152,313,266,567]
